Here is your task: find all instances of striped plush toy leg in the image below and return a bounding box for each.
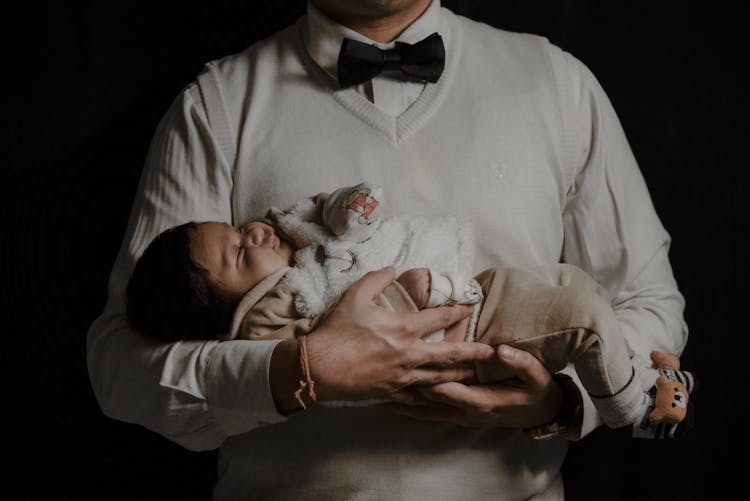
[632,352,698,439]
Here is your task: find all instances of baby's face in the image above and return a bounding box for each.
[189,221,294,301]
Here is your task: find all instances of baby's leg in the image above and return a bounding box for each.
[473,264,696,434]
[473,264,633,395]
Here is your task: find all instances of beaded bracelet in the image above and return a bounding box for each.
[293,335,317,409]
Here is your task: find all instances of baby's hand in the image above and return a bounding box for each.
[397,268,431,309]
[323,182,383,242]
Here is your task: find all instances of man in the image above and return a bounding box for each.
[87,0,687,498]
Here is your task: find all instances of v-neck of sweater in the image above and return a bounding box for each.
[294,10,461,145]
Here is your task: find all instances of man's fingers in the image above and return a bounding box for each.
[408,365,478,386]
[416,381,520,412]
[403,305,475,339]
[495,344,550,389]
[415,382,481,411]
[381,388,429,406]
[415,382,530,426]
[346,266,398,302]
[421,340,495,365]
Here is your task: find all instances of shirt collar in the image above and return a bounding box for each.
[304,0,445,81]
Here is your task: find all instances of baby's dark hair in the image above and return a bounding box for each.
[126,222,235,342]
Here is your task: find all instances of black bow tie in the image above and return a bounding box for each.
[337,32,445,89]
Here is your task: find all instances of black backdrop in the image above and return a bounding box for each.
[9,1,745,499]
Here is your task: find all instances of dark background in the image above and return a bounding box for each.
[8,1,745,499]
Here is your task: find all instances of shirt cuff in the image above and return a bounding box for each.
[204,339,288,436]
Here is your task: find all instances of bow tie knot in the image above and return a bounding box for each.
[337,32,445,89]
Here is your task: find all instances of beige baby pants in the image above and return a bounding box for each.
[472,264,634,397]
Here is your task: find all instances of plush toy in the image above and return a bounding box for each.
[647,351,690,425]
[649,375,689,424]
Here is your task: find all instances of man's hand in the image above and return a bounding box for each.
[375,344,563,428]
[302,266,497,402]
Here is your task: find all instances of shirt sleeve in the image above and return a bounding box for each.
[239,284,317,340]
[86,73,287,451]
[552,49,689,438]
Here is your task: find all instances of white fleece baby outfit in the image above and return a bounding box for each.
[224,182,483,343]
